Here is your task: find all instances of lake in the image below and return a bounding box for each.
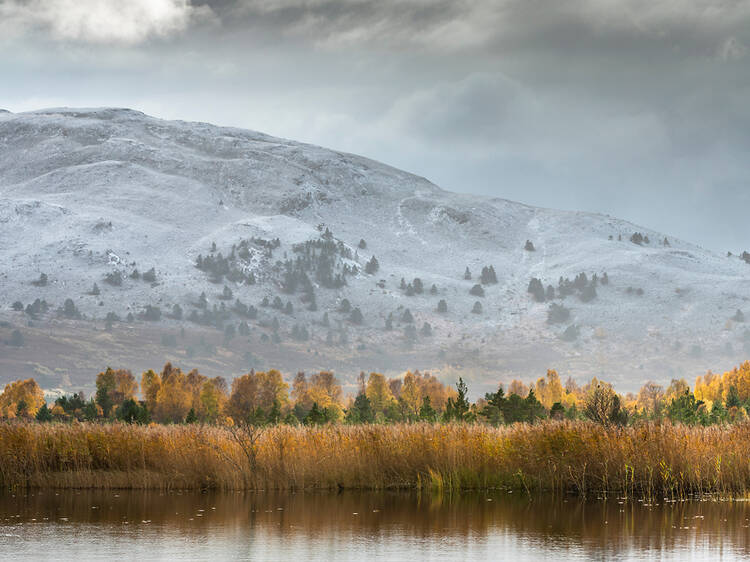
[1,490,749,560]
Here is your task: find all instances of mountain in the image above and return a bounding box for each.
[0,107,748,396]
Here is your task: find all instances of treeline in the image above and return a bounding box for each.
[2,361,750,428]
[0,365,458,426]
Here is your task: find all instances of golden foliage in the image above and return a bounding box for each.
[365,373,394,413]
[227,370,289,421]
[0,379,45,418]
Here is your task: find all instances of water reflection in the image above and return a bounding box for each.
[1,490,750,560]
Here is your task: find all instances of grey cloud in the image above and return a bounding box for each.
[203,0,750,56]
[0,0,214,44]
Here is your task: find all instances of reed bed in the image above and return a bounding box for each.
[2,421,750,498]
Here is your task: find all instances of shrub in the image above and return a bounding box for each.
[104,271,123,286]
[469,284,485,297]
[143,306,161,321]
[9,329,24,347]
[142,268,157,283]
[560,325,580,342]
[547,303,570,324]
[32,273,48,287]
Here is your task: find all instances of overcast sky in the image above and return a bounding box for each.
[1,0,748,251]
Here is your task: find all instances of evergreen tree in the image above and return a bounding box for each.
[347,393,375,424]
[413,278,424,294]
[550,402,565,420]
[267,400,282,424]
[349,307,364,325]
[480,265,498,284]
[365,256,379,274]
[221,285,233,300]
[527,278,545,302]
[726,385,741,408]
[305,402,326,425]
[35,403,53,422]
[83,399,99,421]
[418,396,437,422]
[452,378,471,422]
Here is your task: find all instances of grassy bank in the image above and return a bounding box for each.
[2,421,750,498]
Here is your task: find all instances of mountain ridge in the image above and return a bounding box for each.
[1,107,748,395]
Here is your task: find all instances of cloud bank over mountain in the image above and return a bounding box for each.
[0,0,748,251]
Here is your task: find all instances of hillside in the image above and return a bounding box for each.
[1,107,748,396]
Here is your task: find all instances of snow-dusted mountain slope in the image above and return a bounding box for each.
[0,108,748,394]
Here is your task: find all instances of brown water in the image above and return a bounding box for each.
[1,490,750,560]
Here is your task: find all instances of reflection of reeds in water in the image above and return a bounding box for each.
[4,421,750,498]
[2,490,750,559]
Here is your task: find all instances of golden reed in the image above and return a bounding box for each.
[2,421,750,498]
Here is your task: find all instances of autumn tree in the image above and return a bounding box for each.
[153,364,192,423]
[227,370,290,423]
[0,378,45,418]
[95,368,137,417]
[636,381,665,418]
[141,369,161,414]
[365,372,395,417]
[584,381,625,425]
[507,380,529,398]
[292,371,343,421]
[199,378,228,422]
[533,369,564,409]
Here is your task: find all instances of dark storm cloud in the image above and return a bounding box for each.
[1,0,749,250]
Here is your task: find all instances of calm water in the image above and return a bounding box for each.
[1,490,750,560]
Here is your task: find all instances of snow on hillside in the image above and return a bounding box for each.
[0,107,748,393]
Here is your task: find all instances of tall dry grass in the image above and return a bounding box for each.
[2,421,750,497]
